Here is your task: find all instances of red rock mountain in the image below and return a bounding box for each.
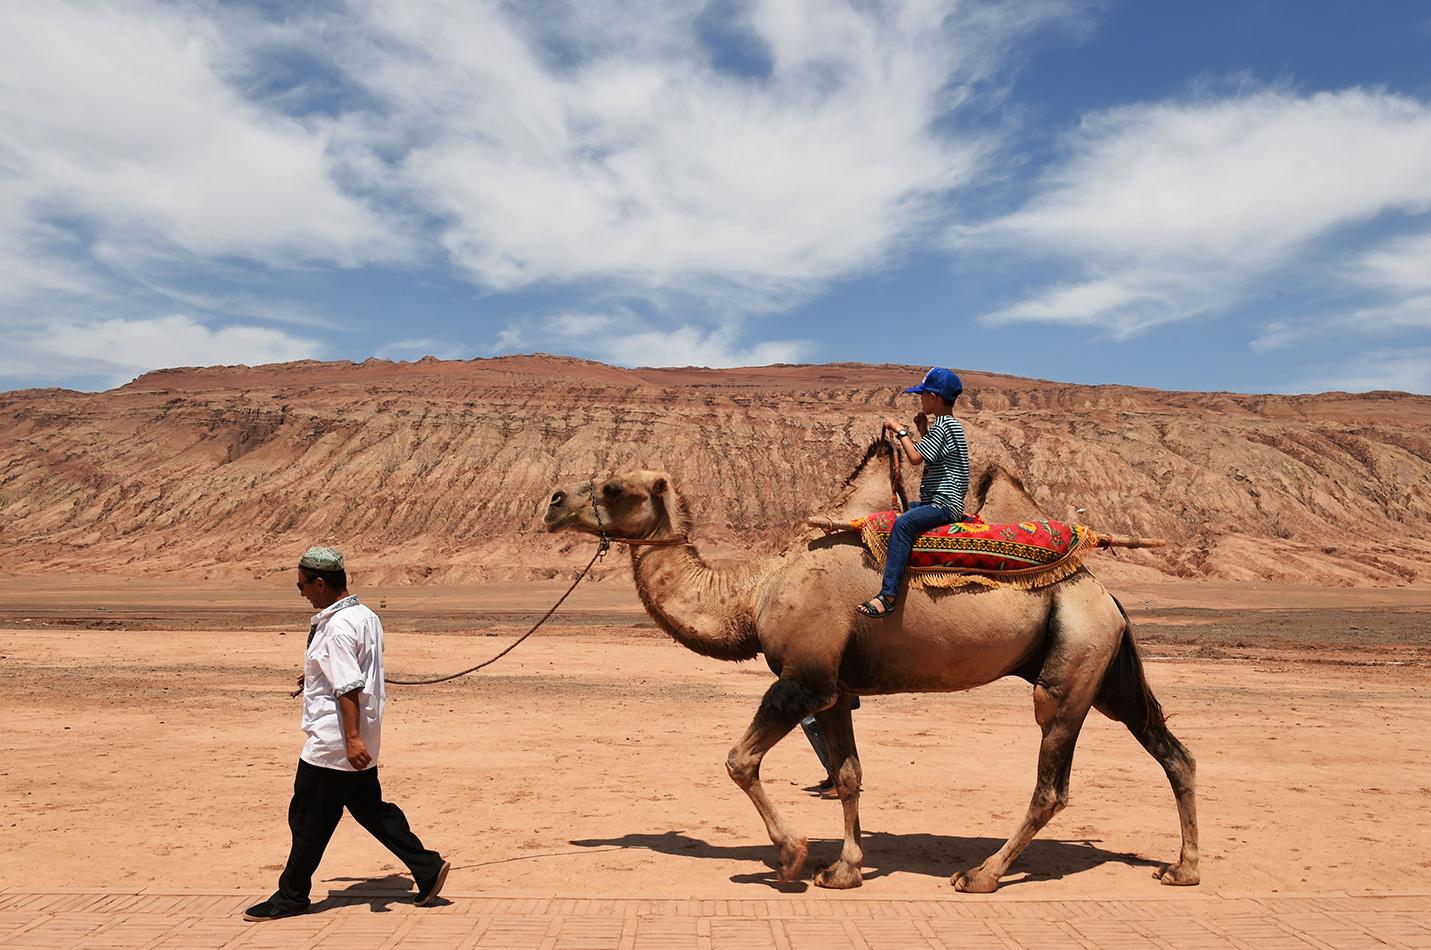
[2,355,1428,587]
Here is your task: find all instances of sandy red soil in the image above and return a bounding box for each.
[4,578,1428,901]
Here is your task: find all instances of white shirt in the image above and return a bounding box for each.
[299,596,385,771]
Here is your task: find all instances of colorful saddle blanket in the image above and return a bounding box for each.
[857,511,1100,590]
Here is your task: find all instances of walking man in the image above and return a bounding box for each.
[244,546,449,921]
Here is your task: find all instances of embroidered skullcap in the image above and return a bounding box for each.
[299,546,344,571]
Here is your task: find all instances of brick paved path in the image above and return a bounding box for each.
[1,890,1428,949]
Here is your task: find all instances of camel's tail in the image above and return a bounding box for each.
[1093,533,1167,549]
[1094,595,1167,738]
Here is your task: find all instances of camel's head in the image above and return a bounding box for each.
[543,470,675,540]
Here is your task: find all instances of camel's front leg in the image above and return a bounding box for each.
[812,695,864,889]
[726,677,833,882]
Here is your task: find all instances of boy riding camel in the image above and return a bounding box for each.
[856,367,969,617]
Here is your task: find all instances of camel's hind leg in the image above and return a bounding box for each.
[811,694,863,889]
[1094,603,1199,886]
[727,676,834,882]
[951,681,1094,893]
[953,585,1119,893]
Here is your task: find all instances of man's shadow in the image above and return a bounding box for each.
[570,830,1159,892]
[307,873,450,913]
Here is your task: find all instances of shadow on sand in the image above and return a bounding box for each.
[570,830,1160,893]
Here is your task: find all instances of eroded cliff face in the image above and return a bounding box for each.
[2,355,1428,586]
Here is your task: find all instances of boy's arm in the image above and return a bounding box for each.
[898,433,926,466]
[883,416,925,466]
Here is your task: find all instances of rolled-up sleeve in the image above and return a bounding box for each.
[319,624,366,697]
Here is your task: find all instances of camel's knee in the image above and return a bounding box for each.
[1029,786,1061,823]
[835,757,862,797]
[1032,684,1058,730]
[1053,788,1070,815]
[726,747,758,789]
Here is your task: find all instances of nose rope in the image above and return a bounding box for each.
[587,478,612,559]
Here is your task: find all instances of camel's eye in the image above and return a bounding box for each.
[602,483,622,499]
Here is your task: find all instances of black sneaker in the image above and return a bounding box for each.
[242,899,307,922]
[415,860,451,906]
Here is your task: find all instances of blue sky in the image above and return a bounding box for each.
[2,1,1430,394]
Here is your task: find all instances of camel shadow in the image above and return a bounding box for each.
[308,872,450,914]
[570,830,1158,892]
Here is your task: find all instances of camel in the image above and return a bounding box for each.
[541,439,1198,892]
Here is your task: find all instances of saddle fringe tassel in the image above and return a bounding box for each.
[859,520,1106,591]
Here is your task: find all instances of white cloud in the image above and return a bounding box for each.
[1353,231,1431,293]
[975,88,1431,333]
[599,325,814,367]
[375,337,473,360]
[489,310,813,367]
[0,0,403,302]
[980,276,1167,331]
[1311,347,1431,394]
[1251,293,1431,352]
[0,314,320,387]
[318,0,1075,300]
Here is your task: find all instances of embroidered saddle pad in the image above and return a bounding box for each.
[856,511,1101,590]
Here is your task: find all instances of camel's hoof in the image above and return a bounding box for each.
[813,861,863,889]
[951,868,1000,893]
[1155,862,1200,886]
[776,837,809,883]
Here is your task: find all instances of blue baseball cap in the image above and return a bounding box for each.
[903,367,963,402]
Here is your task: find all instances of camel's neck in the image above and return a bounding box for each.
[628,502,761,662]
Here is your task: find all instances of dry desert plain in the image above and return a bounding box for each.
[4,574,1429,907]
[5,356,1431,944]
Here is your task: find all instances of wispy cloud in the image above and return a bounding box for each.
[972,87,1431,336]
[491,309,814,367]
[0,314,320,388]
[1308,347,1431,394]
[315,0,1076,301]
[0,2,402,276]
[1351,231,1431,294]
[1252,293,1431,352]
[375,337,474,361]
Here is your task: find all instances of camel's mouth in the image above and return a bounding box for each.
[542,507,588,533]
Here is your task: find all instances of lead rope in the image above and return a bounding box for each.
[384,478,668,687]
[385,538,608,686]
[890,433,904,511]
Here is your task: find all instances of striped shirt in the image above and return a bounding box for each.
[914,415,970,516]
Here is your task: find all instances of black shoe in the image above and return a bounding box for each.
[415,860,451,906]
[242,899,307,922]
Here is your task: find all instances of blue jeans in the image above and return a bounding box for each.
[879,502,959,600]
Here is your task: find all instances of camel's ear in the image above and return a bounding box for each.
[650,476,667,496]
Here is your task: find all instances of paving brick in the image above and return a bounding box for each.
[0,891,1426,949]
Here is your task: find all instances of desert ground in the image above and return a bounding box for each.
[5,574,1429,912]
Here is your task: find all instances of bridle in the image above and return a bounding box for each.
[587,477,690,553]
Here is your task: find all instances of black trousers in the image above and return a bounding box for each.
[269,759,444,911]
